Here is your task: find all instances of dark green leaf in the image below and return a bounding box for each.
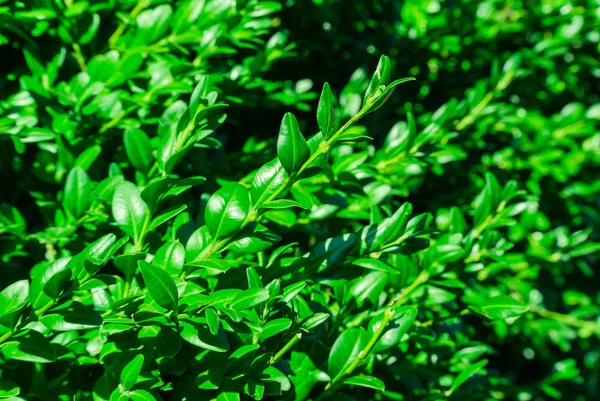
[139,260,178,310]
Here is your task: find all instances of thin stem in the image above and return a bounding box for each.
[317,270,430,398]
[270,333,302,365]
[455,92,494,131]
[109,0,150,47]
[0,330,14,345]
[455,71,514,132]
[529,305,600,333]
[181,107,370,278]
[72,44,87,72]
[99,105,137,133]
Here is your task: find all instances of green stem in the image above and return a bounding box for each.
[181,107,370,278]
[99,105,137,133]
[455,91,494,131]
[529,305,600,333]
[109,0,150,46]
[72,44,87,72]
[0,330,14,345]
[270,333,302,365]
[36,299,57,316]
[317,270,430,398]
[455,71,514,132]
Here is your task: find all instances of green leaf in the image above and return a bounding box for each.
[364,55,391,105]
[120,354,144,391]
[230,288,270,311]
[366,77,416,114]
[1,331,56,363]
[73,145,102,170]
[205,307,220,335]
[112,182,150,242]
[281,282,306,304]
[228,225,281,253]
[0,280,29,315]
[153,241,185,274]
[260,199,306,210]
[130,390,158,401]
[328,327,370,381]
[250,159,289,207]
[205,183,250,239]
[246,267,263,289]
[124,128,153,174]
[302,313,329,330]
[148,204,187,232]
[217,393,240,401]
[467,295,529,320]
[139,260,178,310]
[350,258,399,274]
[39,301,102,331]
[568,243,600,257]
[447,359,488,396]
[30,257,72,310]
[308,233,357,272]
[180,318,229,352]
[348,272,388,308]
[196,369,224,390]
[114,252,146,280]
[138,325,181,358]
[259,318,292,340]
[63,167,92,219]
[342,375,385,391]
[369,306,417,351]
[317,82,335,137]
[277,113,309,174]
[0,378,20,397]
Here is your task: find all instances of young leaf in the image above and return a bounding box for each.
[317,82,335,137]
[363,55,391,105]
[139,260,178,310]
[277,113,309,174]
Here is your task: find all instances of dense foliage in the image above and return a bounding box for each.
[0,1,599,401]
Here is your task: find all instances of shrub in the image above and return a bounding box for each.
[0,1,598,401]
